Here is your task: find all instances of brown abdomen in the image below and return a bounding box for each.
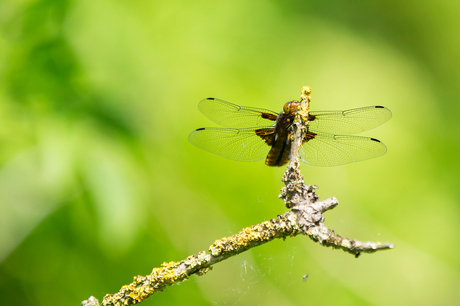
[265,133,290,166]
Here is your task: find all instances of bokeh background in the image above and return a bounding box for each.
[1,1,459,305]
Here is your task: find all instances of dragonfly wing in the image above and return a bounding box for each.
[308,106,392,134]
[198,98,279,128]
[300,132,387,166]
[188,127,272,162]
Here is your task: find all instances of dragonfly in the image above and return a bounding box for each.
[188,97,392,167]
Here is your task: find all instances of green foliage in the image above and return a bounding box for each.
[1,0,459,305]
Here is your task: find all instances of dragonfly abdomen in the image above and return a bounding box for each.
[265,131,290,167]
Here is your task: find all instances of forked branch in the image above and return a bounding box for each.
[82,86,394,306]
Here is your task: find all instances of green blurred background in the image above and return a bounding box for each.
[1,0,459,305]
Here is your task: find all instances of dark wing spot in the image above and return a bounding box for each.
[304,131,317,142]
[255,128,276,146]
[196,128,206,131]
[206,97,215,100]
[375,106,384,108]
[370,138,380,142]
[308,114,317,121]
[261,112,278,121]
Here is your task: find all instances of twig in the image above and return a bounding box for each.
[82,86,394,306]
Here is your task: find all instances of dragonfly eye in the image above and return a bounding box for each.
[283,102,292,114]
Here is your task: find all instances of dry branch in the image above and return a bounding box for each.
[82,86,394,306]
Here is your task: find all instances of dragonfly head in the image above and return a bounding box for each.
[283,101,300,115]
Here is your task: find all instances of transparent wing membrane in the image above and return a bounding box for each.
[308,106,392,134]
[198,98,279,128]
[300,132,387,166]
[191,98,391,167]
[188,127,271,162]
